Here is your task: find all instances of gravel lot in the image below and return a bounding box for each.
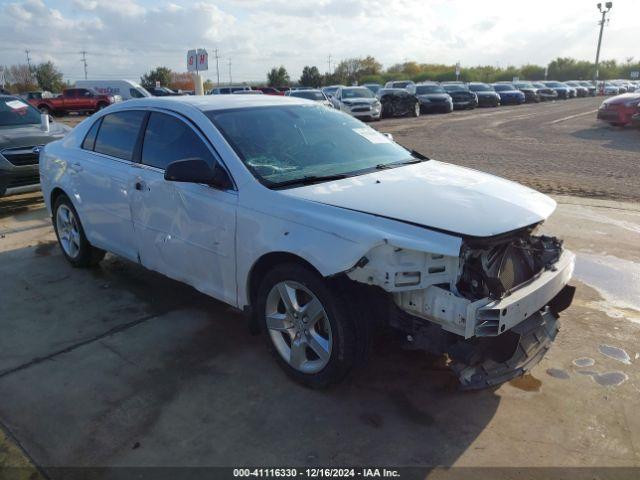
[376,96,640,202]
[1,98,639,478]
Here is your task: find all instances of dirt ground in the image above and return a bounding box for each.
[1,98,639,479]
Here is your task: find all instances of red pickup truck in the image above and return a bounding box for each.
[30,88,118,116]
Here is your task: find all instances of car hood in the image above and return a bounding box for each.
[603,93,640,105]
[497,90,522,95]
[475,90,498,96]
[281,160,556,238]
[0,122,70,149]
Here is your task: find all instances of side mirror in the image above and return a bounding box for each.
[164,158,231,189]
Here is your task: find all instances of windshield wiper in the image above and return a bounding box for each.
[270,174,349,189]
[375,152,429,170]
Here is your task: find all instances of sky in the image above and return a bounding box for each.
[0,0,638,84]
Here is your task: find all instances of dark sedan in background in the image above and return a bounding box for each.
[0,95,70,197]
[513,82,541,103]
[565,81,589,97]
[576,81,597,96]
[532,82,559,101]
[377,88,420,118]
[541,81,571,99]
[442,83,478,109]
[492,83,526,105]
[467,83,500,107]
[414,83,453,113]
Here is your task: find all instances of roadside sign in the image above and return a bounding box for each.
[197,48,208,71]
[155,81,161,88]
[631,71,639,79]
[455,62,461,81]
[188,49,208,72]
[187,49,197,72]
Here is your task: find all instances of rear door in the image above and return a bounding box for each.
[76,110,146,260]
[130,111,238,304]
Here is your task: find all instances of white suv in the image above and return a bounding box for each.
[40,95,575,389]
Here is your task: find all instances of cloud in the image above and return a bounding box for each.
[0,0,638,83]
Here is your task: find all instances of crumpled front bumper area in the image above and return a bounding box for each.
[453,306,559,389]
[393,282,575,390]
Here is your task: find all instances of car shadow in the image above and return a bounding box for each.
[0,191,45,220]
[571,124,640,153]
[0,246,501,472]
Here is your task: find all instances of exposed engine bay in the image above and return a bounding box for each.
[346,225,575,389]
[457,234,563,301]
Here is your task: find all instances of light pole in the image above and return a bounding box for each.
[593,2,612,83]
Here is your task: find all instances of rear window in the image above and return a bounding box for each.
[94,111,146,161]
[0,98,41,126]
[82,118,102,150]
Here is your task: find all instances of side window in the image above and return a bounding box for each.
[64,89,77,98]
[129,88,144,98]
[81,118,102,151]
[141,112,215,171]
[94,111,146,161]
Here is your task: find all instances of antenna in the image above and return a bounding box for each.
[25,49,32,70]
[214,48,220,86]
[80,51,88,80]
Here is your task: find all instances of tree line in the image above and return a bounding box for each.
[2,56,638,94]
[267,56,640,88]
[1,62,67,93]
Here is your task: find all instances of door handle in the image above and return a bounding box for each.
[70,162,83,173]
[134,181,145,191]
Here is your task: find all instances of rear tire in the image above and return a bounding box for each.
[53,194,105,268]
[256,263,358,388]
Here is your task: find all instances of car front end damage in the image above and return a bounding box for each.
[345,225,575,389]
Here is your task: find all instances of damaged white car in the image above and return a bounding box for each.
[40,96,575,389]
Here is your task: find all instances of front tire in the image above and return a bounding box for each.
[256,263,358,388]
[53,195,105,267]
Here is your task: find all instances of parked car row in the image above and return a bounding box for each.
[300,79,616,120]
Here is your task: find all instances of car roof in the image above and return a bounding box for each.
[106,94,310,112]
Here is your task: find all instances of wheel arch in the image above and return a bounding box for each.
[50,186,68,212]
[246,251,323,309]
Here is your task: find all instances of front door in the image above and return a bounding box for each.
[129,111,238,305]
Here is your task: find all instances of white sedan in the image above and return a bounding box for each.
[330,86,382,120]
[40,95,575,389]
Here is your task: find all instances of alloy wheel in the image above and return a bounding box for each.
[56,204,81,259]
[265,280,332,374]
